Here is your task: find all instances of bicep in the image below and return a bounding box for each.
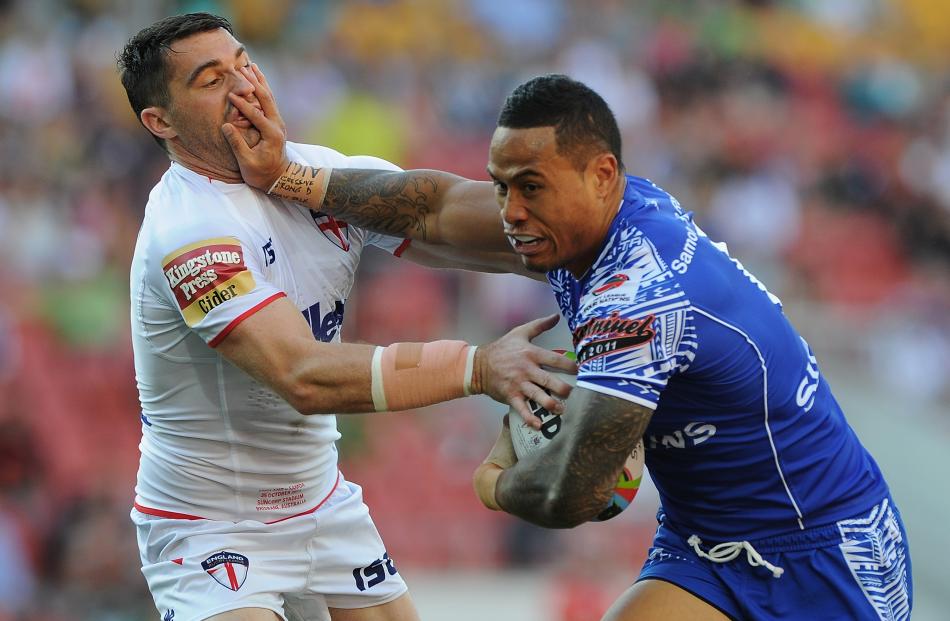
[215,296,376,414]
[434,179,511,251]
[554,388,653,481]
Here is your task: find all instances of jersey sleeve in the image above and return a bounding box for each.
[286,143,410,255]
[572,256,698,410]
[153,220,286,348]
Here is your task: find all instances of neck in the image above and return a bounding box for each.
[566,174,627,279]
[168,142,243,184]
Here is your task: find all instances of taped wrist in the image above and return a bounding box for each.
[473,463,503,511]
[266,162,333,204]
[370,341,477,412]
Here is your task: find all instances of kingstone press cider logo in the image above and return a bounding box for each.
[162,237,256,326]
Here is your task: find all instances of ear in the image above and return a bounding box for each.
[589,152,619,197]
[140,106,178,141]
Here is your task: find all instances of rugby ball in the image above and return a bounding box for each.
[508,352,644,522]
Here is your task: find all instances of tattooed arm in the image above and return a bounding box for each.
[483,387,653,528]
[318,168,508,251]
[264,165,506,250]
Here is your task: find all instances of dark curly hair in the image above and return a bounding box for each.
[117,13,233,148]
[498,74,624,171]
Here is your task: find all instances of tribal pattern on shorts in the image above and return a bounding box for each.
[837,498,910,621]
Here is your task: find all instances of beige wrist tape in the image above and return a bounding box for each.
[474,463,503,511]
[370,341,477,412]
[267,163,332,204]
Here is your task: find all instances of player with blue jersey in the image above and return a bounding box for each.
[227,72,912,620]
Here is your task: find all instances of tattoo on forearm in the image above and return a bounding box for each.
[496,392,652,528]
[267,164,447,241]
[321,169,438,240]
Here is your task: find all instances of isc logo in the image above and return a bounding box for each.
[353,551,398,591]
[301,300,345,343]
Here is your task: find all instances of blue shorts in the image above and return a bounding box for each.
[637,496,912,620]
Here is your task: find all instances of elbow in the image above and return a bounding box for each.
[282,379,328,415]
[534,488,608,529]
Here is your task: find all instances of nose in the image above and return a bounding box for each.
[231,68,255,97]
[501,196,528,225]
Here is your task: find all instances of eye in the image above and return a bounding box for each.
[492,180,508,196]
[523,182,540,194]
[204,77,222,88]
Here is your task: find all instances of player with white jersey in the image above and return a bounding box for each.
[133,141,411,526]
[228,72,913,621]
[118,14,574,621]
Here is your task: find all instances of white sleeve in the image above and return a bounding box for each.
[286,142,408,254]
[151,212,285,347]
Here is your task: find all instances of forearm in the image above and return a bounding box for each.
[286,340,477,415]
[494,391,653,528]
[494,448,619,529]
[283,343,377,414]
[216,300,478,415]
[267,163,508,250]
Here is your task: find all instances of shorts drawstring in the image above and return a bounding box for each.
[687,535,785,579]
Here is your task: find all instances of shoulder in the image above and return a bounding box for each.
[142,166,260,260]
[287,142,403,172]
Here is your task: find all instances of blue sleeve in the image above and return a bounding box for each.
[573,229,698,410]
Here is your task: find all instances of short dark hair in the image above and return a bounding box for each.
[498,74,624,171]
[117,13,233,148]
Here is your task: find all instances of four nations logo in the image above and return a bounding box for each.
[592,273,629,295]
[201,551,249,591]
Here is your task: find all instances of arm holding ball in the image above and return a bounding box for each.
[474,386,653,528]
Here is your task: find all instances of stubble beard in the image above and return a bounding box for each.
[174,114,260,174]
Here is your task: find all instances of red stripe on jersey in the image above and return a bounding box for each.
[132,470,342,523]
[265,471,341,524]
[208,292,286,348]
[133,502,203,520]
[393,239,412,257]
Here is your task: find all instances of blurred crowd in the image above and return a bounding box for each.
[0,0,948,618]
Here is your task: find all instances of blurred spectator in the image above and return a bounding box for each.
[1,1,947,617]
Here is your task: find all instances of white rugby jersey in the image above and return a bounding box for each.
[130,142,407,523]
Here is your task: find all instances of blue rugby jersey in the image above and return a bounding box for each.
[549,175,889,540]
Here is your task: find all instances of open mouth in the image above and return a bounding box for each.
[228,104,261,128]
[507,233,545,255]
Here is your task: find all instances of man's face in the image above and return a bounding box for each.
[162,28,261,170]
[488,126,607,276]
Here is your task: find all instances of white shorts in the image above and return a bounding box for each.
[132,476,408,621]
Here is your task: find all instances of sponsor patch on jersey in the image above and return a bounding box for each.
[201,551,249,591]
[162,237,256,327]
[573,312,656,363]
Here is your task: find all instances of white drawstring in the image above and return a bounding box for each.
[687,535,785,579]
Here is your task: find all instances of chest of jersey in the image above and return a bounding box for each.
[243,197,367,343]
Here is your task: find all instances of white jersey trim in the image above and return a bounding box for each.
[576,380,659,410]
[693,307,805,529]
